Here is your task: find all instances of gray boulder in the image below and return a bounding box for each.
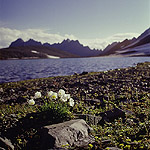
[0,137,14,150]
[38,119,95,149]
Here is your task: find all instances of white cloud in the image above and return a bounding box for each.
[0,27,140,50]
[0,27,77,48]
[80,32,140,50]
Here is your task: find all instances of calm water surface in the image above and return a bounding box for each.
[0,57,150,83]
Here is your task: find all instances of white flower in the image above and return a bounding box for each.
[69,98,74,107]
[60,97,67,102]
[60,94,71,102]
[65,94,70,99]
[50,92,58,100]
[34,91,42,99]
[58,89,65,97]
[47,91,54,98]
[28,99,35,105]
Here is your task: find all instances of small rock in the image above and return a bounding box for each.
[85,99,100,105]
[0,99,4,104]
[16,96,27,103]
[128,141,139,146]
[99,108,125,124]
[80,72,88,75]
[105,147,122,150]
[74,114,102,125]
[74,72,79,75]
[102,139,111,144]
[123,109,134,116]
[0,88,3,92]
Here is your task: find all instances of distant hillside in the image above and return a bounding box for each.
[100,28,150,57]
[0,43,79,60]
[101,38,136,55]
[50,39,102,57]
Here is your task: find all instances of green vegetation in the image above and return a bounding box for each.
[91,98,150,149]
[0,62,150,149]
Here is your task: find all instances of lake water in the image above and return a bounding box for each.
[0,57,150,83]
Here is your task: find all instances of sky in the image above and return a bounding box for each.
[0,0,150,49]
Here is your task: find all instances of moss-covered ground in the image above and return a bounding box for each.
[0,62,150,149]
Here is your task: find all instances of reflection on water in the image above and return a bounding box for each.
[0,57,150,83]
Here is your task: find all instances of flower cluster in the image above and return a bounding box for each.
[47,89,75,107]
[28,89,74,107]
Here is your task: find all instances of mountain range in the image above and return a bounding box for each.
[8,38,102,58]
[0,40,79,60]
[0,39,102,59]
[0,28,149,60]
[101,28,150,56]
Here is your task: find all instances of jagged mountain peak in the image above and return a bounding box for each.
[61,39,71,44]
[62,39,80,45]
[25,39,42,46]
[27,39,36,42]
[16,38,24,42]
[64,39,71,42]
[9,38,24,47]
[43,42,51,47]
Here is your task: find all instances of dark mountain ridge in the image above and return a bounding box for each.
[51,39,102,57]
[9,38,102,57]
[0,45,79,60]
[9,38,43,47]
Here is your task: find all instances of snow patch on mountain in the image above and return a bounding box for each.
[123,28,150,49]
[46,55,60,59]
[31,50,39,54]
[116,43,150,56]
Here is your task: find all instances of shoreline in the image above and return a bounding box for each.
[0,61,150,104]
[0,55,149,61]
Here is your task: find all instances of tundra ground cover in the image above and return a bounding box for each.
[0,62,150,149]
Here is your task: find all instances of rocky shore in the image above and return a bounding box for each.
[0,62,150,149]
